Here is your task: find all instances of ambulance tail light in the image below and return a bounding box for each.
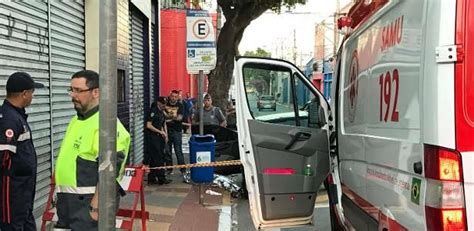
[424,145,467,231]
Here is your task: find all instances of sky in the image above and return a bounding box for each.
[238,0,352,64]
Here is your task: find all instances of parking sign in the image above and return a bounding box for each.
[186,10,217,74]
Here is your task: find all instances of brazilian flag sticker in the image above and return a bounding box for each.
[411,178,422,205]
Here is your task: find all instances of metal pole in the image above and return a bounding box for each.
[198,70,204,135]
[99,0,117,229]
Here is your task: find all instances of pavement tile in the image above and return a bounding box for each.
[149,214,175,223]
[152,191,189,197]
[145,205,178,216]
[169,185,221,231]
[134,220,170,231]
[198,186,224,206]
[143,193,186,208]
[153,187,191,193]
[152,222,171,231]
[316,193,328,203]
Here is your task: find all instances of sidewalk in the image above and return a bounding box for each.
[120,133,233,231]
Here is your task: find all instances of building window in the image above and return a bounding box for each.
[118,69,126,103]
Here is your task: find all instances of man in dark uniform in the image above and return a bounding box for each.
[144,97,171,185]
[0,72,44,231]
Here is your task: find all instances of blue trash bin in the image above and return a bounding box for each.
[189,134,216,183]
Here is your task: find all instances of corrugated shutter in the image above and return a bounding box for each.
[129,9,145,165]
[49,1,85,219]
[151,1,158,99]
[0,1,51,217]
[0,0,85,218]
[50,0,85,150]
[50,0,85,178]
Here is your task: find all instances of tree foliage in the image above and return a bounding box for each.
[243,47,273,95]
[243,47,272,57]
[207,0,306,110]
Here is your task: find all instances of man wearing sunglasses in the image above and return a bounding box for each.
[55,70,131,230]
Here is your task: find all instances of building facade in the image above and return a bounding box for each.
[0,0,159,218]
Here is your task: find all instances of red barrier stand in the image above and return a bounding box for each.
[116,166,149,230]
[40,166,149,231]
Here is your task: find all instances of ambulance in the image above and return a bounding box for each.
[234,0,474,230]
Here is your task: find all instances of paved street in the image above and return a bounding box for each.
[247,93,293,118]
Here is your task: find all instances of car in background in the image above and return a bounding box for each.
[257,95,276,111]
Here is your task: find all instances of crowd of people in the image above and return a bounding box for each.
[144,90,236,186]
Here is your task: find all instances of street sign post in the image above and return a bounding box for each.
[186,10,217,135]
[186,10,217,74]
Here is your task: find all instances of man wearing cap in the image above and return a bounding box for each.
[193,93,227,127]
[0,72,44,230]
[144,97,172,185]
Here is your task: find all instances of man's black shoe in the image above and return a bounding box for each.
[158,179,172,185]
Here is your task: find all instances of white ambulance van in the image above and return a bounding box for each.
[234,0,474,230]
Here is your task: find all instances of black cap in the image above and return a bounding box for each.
[157,96,167,104]
[6,72,44,93]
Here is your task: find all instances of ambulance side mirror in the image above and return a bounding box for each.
[308,98,326,128]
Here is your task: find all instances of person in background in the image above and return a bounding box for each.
[226,99,237,130]
[144,97,172,185]
[193,93,227,127]
[177,90,183,102]
[54,70,131,230]
[165,90,186,175]
[182,92,193,133]
[0,72,44,231]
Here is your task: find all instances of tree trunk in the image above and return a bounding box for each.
[207,17,250,111]
[208,1,269,111]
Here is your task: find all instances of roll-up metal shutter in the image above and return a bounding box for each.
[129,9,145,165]
[0,0,85,218]
[0,1,51,217]
[151,1,158,99]
[49,1,85,218]
[50,1,85,153]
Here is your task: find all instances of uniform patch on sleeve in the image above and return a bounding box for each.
[5,129,14,143]
[5,129,14,138]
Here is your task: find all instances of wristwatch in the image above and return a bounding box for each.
[89,205,99,213]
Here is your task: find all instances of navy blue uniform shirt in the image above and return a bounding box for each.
[0,100,37,224]
[148,106,166,130]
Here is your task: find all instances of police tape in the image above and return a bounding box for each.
[146,160,242,170]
